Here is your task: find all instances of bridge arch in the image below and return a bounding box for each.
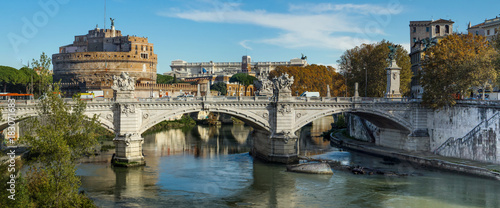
[139,107,271,134]
[292,108,412,134]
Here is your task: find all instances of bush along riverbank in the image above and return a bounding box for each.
[141,115,196,136]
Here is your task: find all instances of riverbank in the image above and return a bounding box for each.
[330,130,500,181]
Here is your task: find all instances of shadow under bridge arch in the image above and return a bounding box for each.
[139,108,271,134]
[292,108,412,133]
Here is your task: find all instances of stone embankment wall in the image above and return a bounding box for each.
[347,114,379,142]
[431,105,500,164]
[348,104,500,164]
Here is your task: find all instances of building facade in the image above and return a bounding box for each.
[226,83,255,96]
[409,19,454,98]
[468,16,500,41]
[167,55,307,79]
[52,23,157,85]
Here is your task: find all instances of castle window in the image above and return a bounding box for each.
[412,27,416,33]
[435,25,440,34]
[413,38,416,43]
[487,29,490,35]
[476,31,479,35]
[445,25,450,33]
[426,27,429,32]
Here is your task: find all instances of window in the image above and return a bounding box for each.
[426,27,429,32]
[435,25,440,34]
[445,25,450,33]
[476,31,479,35]
[413,38,417,43]
[413,27,416,33]
[487,30,490,35]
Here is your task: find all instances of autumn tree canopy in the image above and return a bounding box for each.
[269,64,345,97]
[420,34,497,109]
[337,40,412,97]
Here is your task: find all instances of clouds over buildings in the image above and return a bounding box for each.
[158,0,403,51]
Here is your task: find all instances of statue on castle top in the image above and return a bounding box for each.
[112,72,135,91]
[110,18,115,27]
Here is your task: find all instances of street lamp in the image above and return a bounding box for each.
[364,66,367,97]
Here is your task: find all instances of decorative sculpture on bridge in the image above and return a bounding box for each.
[271,73,294,101]
[254,72,273,96]
[112,72,136,99]
[387,44,399,68]
[112,72,135,91]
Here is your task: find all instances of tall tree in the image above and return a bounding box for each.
[337,40,412,97]
[269,64,345,97]
[420,34,497,109]
[31,52,52,94]
[20,85,98,207]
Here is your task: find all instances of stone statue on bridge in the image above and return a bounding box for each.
[254,72,273,96]
[112,72,135,91]
[272,73,294,100]
[387,44,400,68]
[112,72,136,99]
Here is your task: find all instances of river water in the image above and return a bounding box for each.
[77,116,500,208]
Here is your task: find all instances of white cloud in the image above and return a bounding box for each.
[288,3,402,15]
[239,40,252,50]
[158,1,402,50]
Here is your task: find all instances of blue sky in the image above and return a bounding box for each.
[1,0,499,74]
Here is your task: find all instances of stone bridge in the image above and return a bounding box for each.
[1,94,429,165]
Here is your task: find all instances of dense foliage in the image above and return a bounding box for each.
[420,34,497,109]
[229,73,257,86]
[0,52,53,97]
[17,85,99,207]
[337,40,412,97]
[156,74,174,84]
[269,64,346,97]
[211,82,227,95]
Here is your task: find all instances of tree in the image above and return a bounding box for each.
[492,28,500,86]
[156,74,174,84]
[20,85,98,207]
[337,40,412,97]
[31,52,52,94]
[421,34,497,109]
[269,64,346,97]
[0,66,23,92]
[211,82,227,95]
[230,73,257,86]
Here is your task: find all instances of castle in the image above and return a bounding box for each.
[52,20,157,86]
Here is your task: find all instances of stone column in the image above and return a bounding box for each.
[197,84,201,97]
[385,60,402,99]
[206,81,211,97]
[354,82,359,97]
[327,85,331,97]
[112,103,145,167]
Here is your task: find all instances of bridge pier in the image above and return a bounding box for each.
[251,129,299,164]
[113,133,145,166]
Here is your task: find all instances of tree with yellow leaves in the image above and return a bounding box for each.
[269,64,345,97]
[421,34,497,109]
[337,40,412,97]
